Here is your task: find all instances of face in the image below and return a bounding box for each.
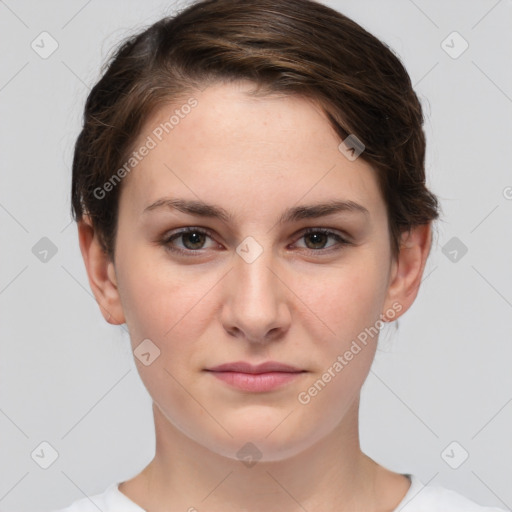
[103,80,405,461]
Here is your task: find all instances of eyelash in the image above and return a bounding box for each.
[160,227,352,256]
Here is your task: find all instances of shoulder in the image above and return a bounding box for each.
[396,475,509,512]
[49,482,144,512]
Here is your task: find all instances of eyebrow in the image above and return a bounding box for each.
[142,197,369,224]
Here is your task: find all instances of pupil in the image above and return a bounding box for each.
[185,232,204,249]
[307,233,326,249]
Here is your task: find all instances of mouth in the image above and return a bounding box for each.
[204,361,306,392]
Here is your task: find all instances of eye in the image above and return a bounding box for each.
[293,228,351,253]
[160,227,352,256]
[161,227,216,255]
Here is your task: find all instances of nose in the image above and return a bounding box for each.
[221,244,291,344]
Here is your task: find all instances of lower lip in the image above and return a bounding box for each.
[207,371,304,392]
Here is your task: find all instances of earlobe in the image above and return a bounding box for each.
[382,223,432,322]
[77,215,125,325]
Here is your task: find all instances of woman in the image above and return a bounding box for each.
[56,0,506,510]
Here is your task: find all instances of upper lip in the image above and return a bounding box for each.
[206,361,304,374]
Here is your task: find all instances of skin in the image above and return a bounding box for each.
[78,80,432,512]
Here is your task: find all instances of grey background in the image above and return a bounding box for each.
[0,0,511,510]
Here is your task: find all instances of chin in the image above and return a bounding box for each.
[195,416,321,464]
[208,434,313,464]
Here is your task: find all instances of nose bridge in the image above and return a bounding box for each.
[222,234,289,341]
[235,235,280,307]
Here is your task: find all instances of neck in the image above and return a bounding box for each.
[119,397,405,512]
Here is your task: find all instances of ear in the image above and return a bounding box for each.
[77,215,125,325]
[381,223,432,322]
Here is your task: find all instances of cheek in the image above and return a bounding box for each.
[116,248,198,334]
[295,265,385,418]
[116,254,223,386]
[309,257,389,339]
[300,256,388,397]
[115,255,213,415]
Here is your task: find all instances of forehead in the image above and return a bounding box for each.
[119,81,385,222]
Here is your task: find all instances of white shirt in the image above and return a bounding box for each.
[52,474,509,511]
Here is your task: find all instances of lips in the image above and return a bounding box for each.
[204,361,306,392]
[205,361,304,374]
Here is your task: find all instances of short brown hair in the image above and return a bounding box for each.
[71,0,440,262]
